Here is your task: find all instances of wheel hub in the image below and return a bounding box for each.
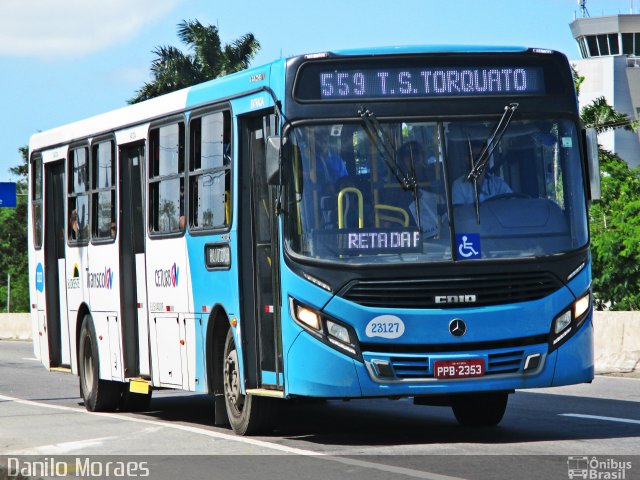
[224,349,244,411]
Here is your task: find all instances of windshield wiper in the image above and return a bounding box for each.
[358,107,416,191]
[359,107,424,229]
[466,103,518,224]
[466,103,518,183]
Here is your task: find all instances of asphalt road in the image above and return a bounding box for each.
[0,340,638,480]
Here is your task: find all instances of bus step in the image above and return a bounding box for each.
[49,366,72,373]
[129,378,151,395]
[246,388,284,398]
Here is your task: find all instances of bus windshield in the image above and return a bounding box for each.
[284,118,588,264]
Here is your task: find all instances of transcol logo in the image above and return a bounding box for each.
[87,267,114,289]
[155,263,179,288]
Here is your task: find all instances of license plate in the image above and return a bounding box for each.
[433,359,485,379]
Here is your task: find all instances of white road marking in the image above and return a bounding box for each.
[596,374,640,381]
[21,357,40,361]
[0,393,466,480]
[560,413,640,425]
[7,436,118,455]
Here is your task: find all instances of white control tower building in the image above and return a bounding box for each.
[570,10,640,166]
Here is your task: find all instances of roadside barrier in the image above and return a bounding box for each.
[1,312,638,374]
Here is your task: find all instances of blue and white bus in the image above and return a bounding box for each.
[28,45,600,434]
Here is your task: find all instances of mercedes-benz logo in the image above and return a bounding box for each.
[449,319,467,337]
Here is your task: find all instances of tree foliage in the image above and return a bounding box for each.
[129,20,260,104]
[589,149,640,310]
[571,65,584,97]
[0,146,29,312]
[573,63,640,309]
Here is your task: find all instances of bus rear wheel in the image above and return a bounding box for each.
[451,392,509,427]
[78,315,123,412]
[222,328,277,435]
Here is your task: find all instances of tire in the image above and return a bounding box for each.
[120,388,153,412]
[222,328,277,435]
[451,392,509,427]
[78,315,123,412]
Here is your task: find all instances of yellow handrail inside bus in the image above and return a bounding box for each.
[225,191,231,225]
[337,187,364,229]
[374,204,410,227]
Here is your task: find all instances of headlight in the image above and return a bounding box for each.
[289,297,362,361]
[554,311,572,334]
[326,319,351,344]
[294,304,321,330]
[549,291,591,352]
[574,292,590,321]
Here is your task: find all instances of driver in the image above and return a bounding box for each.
[451,142,511,204]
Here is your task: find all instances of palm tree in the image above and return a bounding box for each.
[129,20,260,104]
[581,96,639,134]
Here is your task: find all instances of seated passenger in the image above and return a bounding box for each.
[451,143,512,205]
[298,128,348,229]
[315,128,347,186]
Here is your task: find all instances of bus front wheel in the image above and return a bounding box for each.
[451,392,509,427]
[222,328,277,435]
[78,315,123,412]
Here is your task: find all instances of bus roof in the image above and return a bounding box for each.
[327,45,530,56]
[29,44,542,153]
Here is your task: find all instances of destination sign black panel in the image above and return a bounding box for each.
[317,66,544,100]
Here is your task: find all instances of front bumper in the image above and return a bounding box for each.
[286,313,593,398]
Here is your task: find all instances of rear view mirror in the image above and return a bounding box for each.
[266,136,281,185]
[585,128,601,201]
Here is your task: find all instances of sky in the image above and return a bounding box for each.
[0,0,636,182]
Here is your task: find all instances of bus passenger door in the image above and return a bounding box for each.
[118,142,149,378]
[43,161,69,368]
[239,112,283,392]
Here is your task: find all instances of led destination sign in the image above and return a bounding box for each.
[318,66,544,100]
[315,228,422,256]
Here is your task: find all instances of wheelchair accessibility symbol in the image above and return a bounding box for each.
[456,234,481,259]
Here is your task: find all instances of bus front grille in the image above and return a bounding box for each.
[384,350,525,380]
[340,272,562,309]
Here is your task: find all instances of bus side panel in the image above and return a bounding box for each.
[150,314,182,386]
[181,315,202,390]
[30,260,46,361]
[90,312,117,381]
[30,259,46,361]
[185,232,239,394]
[65,245,89,342]
[35,309,48,364]
[107,314,124,381]
[86,243,120,316]
[146,237,191,388]
[184,71,279,394]
[85,242,122,380]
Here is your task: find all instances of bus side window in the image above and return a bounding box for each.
[149,122,185,235]
[91,140,116,240]
[188,110,231,230]
[31,153,43,249]
[68,146,90,244]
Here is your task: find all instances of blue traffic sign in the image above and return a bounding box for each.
[0,182,17,208]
